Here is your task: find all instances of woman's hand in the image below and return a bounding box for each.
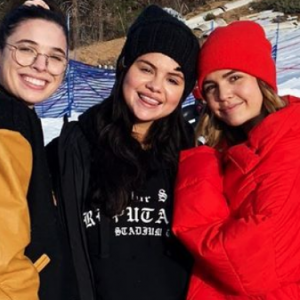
[23,0,50,9]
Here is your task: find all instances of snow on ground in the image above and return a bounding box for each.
[42,11,300,145]
[41,112,79,145]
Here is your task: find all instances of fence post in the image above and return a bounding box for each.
[272,19,280,62]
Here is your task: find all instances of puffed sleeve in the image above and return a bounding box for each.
[173,146,229,228]
[0,130,39,300]
[173,135,300,296]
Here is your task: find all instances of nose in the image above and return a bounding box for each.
[31,54,48,72]
[145,76,162,93]
[218,83,233,102]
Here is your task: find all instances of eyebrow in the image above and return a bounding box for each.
[222,70,236,78]
[203,70,237,85]
[137,59,184,78]
[14,39,66,56]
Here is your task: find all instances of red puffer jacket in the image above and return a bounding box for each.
[173,96,300,299]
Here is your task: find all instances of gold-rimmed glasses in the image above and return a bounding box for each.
[6,43,67,75]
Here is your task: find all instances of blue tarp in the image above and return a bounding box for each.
[35,59,195,118]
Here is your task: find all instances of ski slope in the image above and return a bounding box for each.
[42,11,300,145]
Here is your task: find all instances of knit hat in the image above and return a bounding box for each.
[116,5,200,101]
[194,20,277,99]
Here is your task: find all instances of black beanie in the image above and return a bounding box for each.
[116,5,199,101]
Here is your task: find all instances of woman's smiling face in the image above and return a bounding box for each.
[203,69,264,128]
[122,52,185,136]
[0,18,67,107]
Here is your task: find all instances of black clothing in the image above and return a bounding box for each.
[0,86,73,300]
[50,105,193,300]
[85,151,190,300]
[49,120,96,300]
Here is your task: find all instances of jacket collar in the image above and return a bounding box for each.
[226,95,300,174]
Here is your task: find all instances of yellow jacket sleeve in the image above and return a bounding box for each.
[0,129,39,300]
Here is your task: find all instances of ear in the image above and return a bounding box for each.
[192,81,202,100]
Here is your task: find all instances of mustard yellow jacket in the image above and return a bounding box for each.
[0,129,40,300]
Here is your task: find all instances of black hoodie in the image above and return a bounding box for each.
[49,103,193,300]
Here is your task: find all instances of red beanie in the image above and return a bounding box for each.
[194,20,277,99]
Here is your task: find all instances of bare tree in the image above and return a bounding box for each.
[0,0,207,47]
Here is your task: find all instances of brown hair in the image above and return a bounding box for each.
[195,79,287,149]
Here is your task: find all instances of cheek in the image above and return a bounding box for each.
[38,75,64,101]
[124,66,142,85]
[240,78,261,97]
[253,87,264,105]
[166,84,184,106]
[53,75,64,89]
[122,71,139,96]
[41,77,63,101]
[243,85,263,109]
[241,85,256,98]
[166,95,181,114]
[206,98,219,115]
[0,60,17,91]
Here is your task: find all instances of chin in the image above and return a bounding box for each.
[225,120,244,127]
[23,97,45,106]
[25,92,51,103]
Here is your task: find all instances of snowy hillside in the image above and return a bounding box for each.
[42,10,300,145]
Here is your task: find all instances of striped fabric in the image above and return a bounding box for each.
[35,59,196,118]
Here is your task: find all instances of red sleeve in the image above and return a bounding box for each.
[172,143,300,296]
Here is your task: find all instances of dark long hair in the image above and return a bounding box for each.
[86,71,194,217]
[0,1,68,50]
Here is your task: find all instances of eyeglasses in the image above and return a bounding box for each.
[6,43,68,75]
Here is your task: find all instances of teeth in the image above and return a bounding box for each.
[23,76,46,87]
[140,94,160,105]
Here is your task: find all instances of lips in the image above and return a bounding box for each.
[220,102,243,113]
[138,93,162,107]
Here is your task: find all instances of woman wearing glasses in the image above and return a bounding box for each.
[0,1,72,300]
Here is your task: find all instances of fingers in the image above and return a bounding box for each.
[23,0,50,10]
